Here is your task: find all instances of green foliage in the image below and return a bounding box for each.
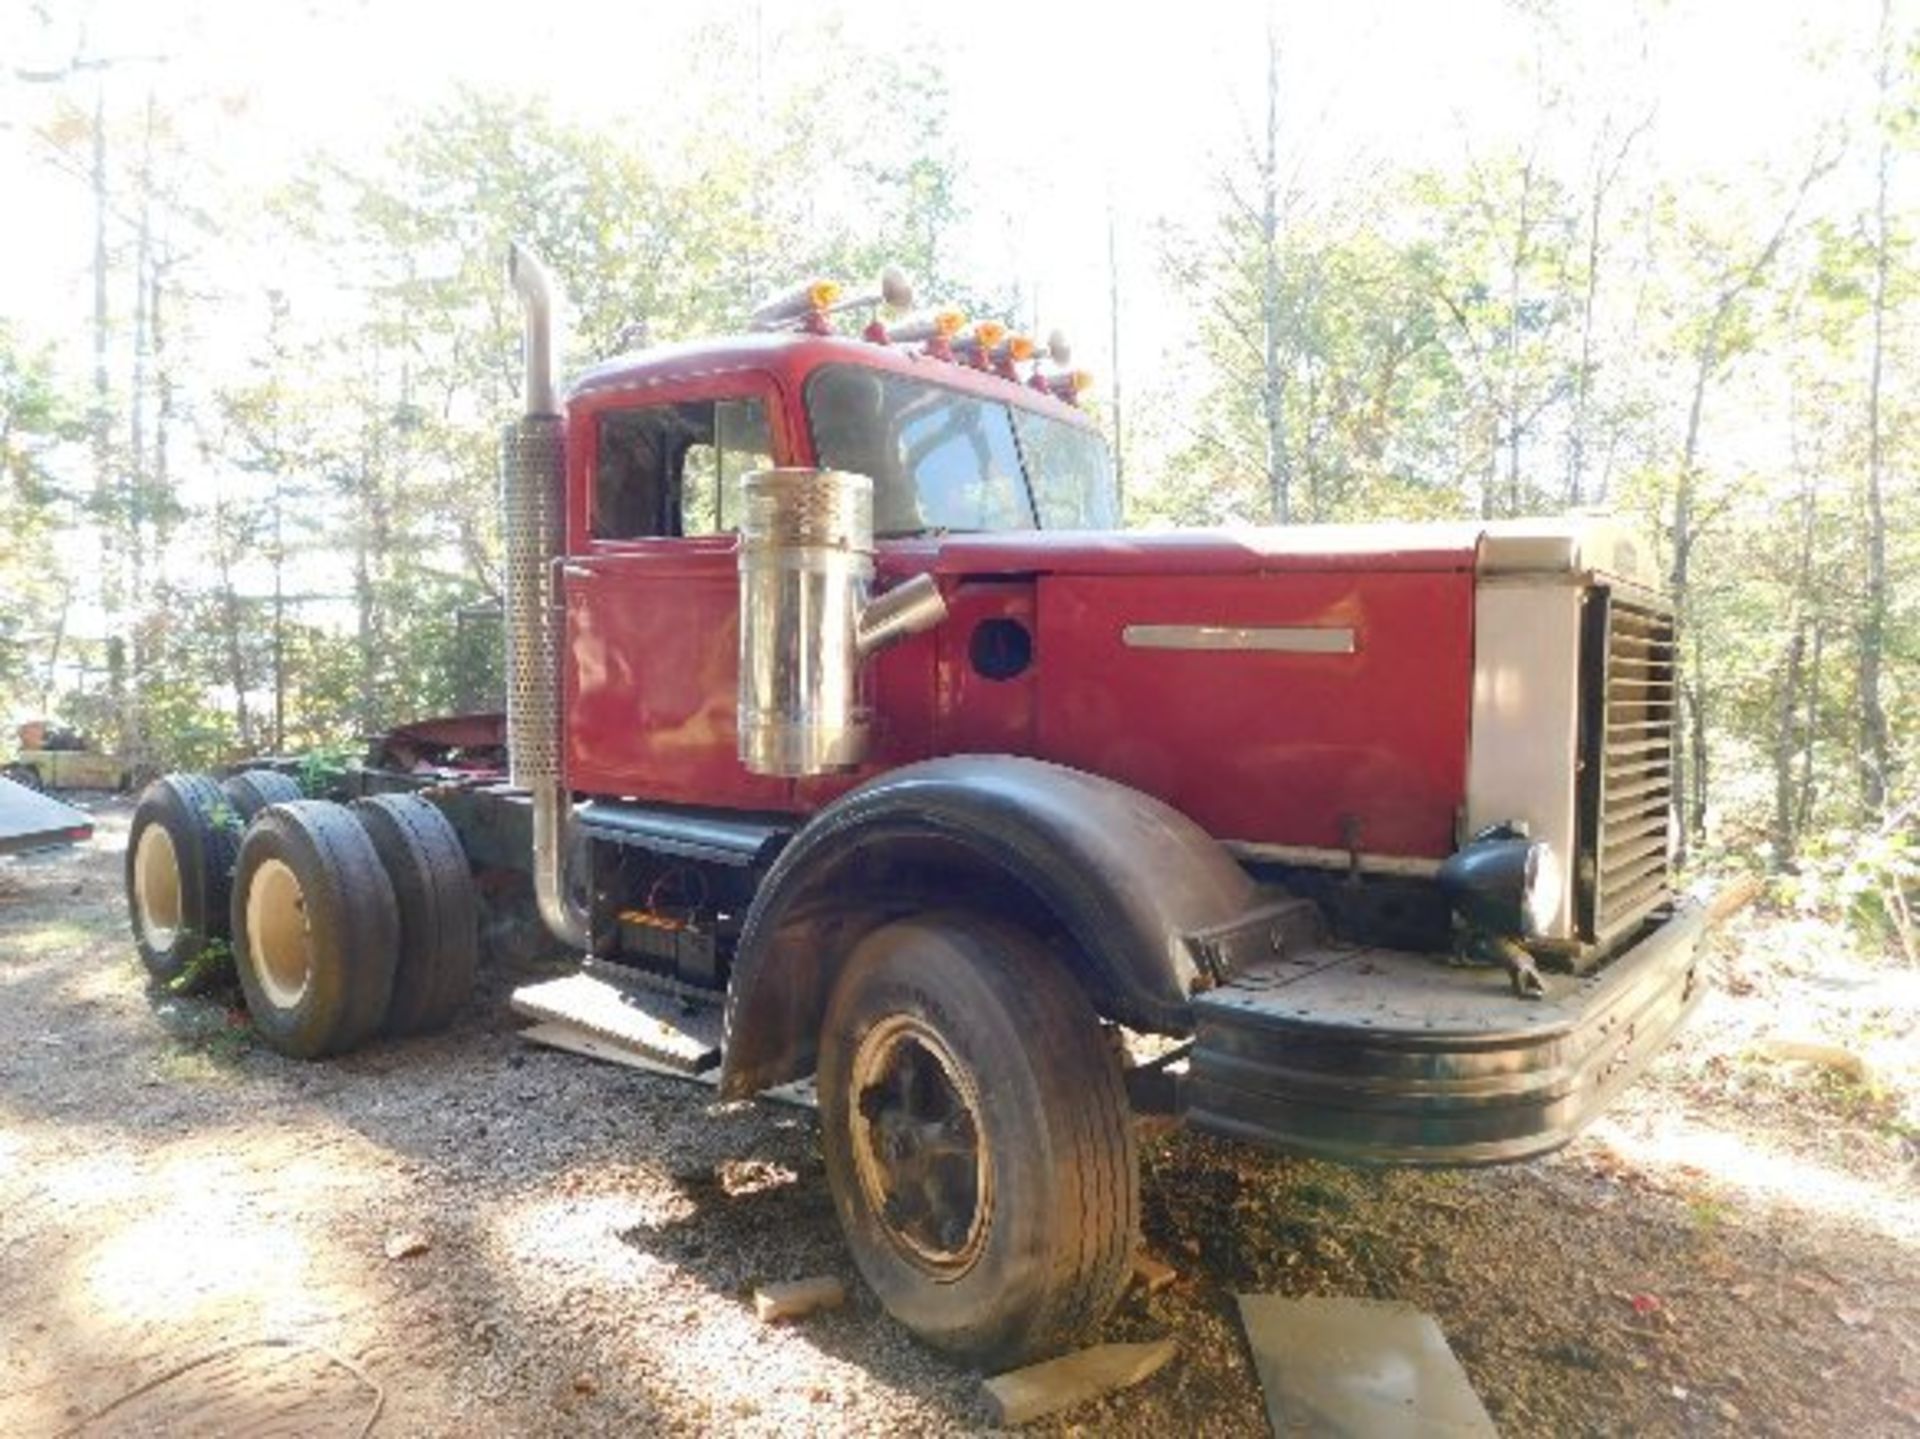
[1783,823,1919,955]
[169,937,234,994]
[0,324,82,717]
[297,741,364,799]
[1,8,1913,967]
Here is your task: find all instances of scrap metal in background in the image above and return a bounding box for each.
[0,776,94,856]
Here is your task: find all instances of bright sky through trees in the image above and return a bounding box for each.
[0,0,1870,391]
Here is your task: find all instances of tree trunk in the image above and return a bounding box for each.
[1669,333,1715,862]
[1260,19,1289,524]
[1858,0,1894,819]
[1504,158,1534,516]
[39,585,71,714]
[213,499,254,750]
[1798,610,1825,837]
[272,475,287,754]
[123,95,155,772]
[88,79,125,743]
[1568,178,1603,508]
[1771,468,1818,868]
[1107,200,1125,514]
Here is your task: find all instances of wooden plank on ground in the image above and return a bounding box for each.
[982,1338,1177,1426]
[753,1275,846,1322]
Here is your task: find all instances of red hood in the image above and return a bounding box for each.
[881,523,1487,579]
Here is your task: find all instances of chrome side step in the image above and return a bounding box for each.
[509,971,722,1073]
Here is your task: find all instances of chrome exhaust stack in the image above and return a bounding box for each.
[503,242,590,950]
[737,468,947,777]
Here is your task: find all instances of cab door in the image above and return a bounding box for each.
[563,374,797,810]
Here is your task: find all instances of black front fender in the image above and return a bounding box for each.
[718,756,1263,1097]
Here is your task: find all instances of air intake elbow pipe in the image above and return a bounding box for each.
[737,469,948,777]
[503,242,591,951]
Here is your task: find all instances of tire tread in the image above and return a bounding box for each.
[221,769,302,820]
[821,912,1138,1366]
[231,800,398,1058]
[125,771,241,990]
[350,793,477,1035]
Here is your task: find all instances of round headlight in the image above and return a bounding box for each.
[1439,824,1565,940]
[1522,840,1565,939]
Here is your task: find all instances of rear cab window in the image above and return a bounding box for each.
[593,396,774,540]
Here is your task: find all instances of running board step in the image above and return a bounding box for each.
[509,972,722,1073]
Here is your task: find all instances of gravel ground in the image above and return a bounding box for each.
[1,798,1915,1435]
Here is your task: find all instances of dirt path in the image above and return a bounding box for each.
[2,800,1915,1435]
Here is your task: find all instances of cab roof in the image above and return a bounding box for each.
[567,330,1099,431]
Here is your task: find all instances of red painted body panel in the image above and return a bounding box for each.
[933,581,1039,755]
[558,336,1479,856]
[564,539,794,807]
[926,525,1483,578]
[1034,570,1473,857]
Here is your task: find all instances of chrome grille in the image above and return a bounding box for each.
[1592,594,1677,936]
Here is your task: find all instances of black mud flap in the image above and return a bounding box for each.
[1185,902,1709,1166]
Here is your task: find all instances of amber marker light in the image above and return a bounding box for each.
[991,333,1036,379]
[886,307,968,345]
[1045,369,1093,404]
[749,277,845,330]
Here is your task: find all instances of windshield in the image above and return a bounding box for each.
[806,364,1117,537]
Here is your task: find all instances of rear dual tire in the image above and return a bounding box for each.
[350,794,478,1036]
[229,794,478,1058]
[232,801,399,1059]
[222,768,303,819]
[126,772,243,992]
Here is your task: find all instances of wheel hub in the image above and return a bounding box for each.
[849,1015,992,1277]
[132,823,183,951]
[247,857,313,1009]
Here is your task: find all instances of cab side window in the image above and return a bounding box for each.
[593,397,773,540]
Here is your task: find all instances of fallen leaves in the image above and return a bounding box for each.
[383,1230,431,1261]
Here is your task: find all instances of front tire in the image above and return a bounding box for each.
[819,913,1139,1368]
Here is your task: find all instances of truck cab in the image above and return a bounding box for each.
[559,330,1113,809]
[126,250,1712,1370]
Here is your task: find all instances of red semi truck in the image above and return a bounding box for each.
[124,246,1709,1366]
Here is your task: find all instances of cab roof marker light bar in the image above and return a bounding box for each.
[990,333,1036,380]
[749,278,842,334]
[829,264,915,317]
[951,320,1008,370]
[1043,368,1094,405]
[869,306,968,357]
[1028,329,1073,391]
